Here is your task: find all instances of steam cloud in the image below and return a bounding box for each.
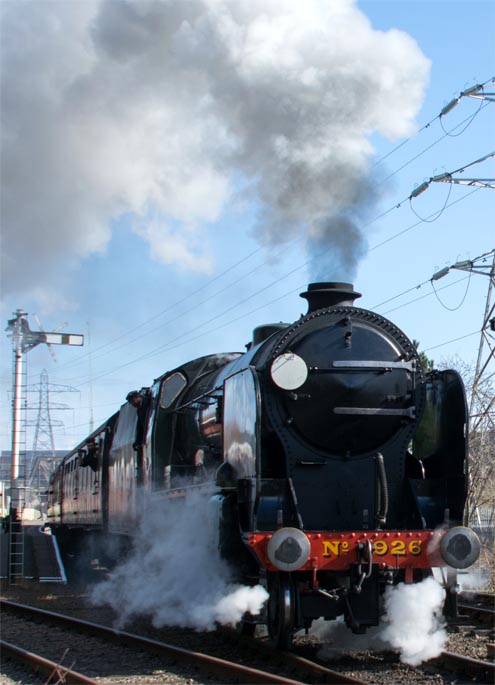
[91,487,268,630]
[316,576,447,666]
[379,576,446,665]
[94,487,448,666]
[1,0,430,298]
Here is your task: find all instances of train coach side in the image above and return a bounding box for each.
[47,413,118,530]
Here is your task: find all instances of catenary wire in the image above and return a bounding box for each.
[431,271,473,311]
[56,181,483,382]
[73,265,475,388]
[52,82,494,375]
[10,79,493,446]
[381,101,491,184]
[373,76,494,170]
[59,237,305,371]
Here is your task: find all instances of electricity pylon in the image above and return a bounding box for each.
[432,249,495,428]
[32,369,58,455]
[431,249,495,535]
[27,369,79,503]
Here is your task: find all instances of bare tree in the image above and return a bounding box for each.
[440,355,495,546]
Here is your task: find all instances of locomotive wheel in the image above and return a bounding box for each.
[267,572,295,650]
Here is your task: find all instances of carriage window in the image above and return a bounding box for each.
[160,372,187,409]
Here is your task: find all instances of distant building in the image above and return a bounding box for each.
[1,450,67,480]
[0,450,67,514]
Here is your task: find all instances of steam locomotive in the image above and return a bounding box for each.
[47,282,480,648]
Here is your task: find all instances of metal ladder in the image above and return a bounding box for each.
[8,349,27,585]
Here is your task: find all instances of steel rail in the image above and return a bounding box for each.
[278,650,368,684]
[457,603,495,628]
[0,600,322,685]
[1,639,100,685]
[435,650,495,681]
[220,627,369,684]
[459,591,495,609]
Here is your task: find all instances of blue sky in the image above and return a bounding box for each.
[1,0,493,452]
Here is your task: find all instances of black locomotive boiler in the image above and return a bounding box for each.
[47,282,481,648]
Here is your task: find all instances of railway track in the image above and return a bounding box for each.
[453,591,495,672]
[458,590,495,630]
[3,596,495,684]
[459,591,495,610]
[0,641,99,685]
[0,599,368,685]
[288,635,495,684]
[456,603,495,631]
[224,593,495,684]
[430,650,495,682]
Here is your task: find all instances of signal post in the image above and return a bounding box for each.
[5,310,83,583]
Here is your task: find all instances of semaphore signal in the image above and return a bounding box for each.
[4,309,83,584]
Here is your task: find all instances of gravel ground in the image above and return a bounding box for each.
[1,611,213,685]
[1,579,493,685]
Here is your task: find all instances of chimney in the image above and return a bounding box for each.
[300,282,362,313]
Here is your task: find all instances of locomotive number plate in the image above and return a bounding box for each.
[321,538,422,557]
[310,531,440,570]
[246,530,442,572]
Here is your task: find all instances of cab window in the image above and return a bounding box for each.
[160,372,187,409]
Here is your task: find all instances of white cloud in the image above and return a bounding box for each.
[1,0,430,299]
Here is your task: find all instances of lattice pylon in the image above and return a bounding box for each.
[32,369,56,455]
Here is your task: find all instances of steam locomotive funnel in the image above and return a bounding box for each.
[300,282,362,313]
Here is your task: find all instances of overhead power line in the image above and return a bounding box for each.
[440,79,495,116]
[409,151,495,198]
[50,75,495,382]
[431,249,495,527]
[15,78,492,415]
[430,248,495,423]
[374,76,494,169]
[57,186,483,391]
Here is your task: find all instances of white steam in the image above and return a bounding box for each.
[94,491,450,664]
[1,0,430,298]
[91,487,268,630]
[451,566,490,593]
[317,577,447,666]
[379,576,446,666]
